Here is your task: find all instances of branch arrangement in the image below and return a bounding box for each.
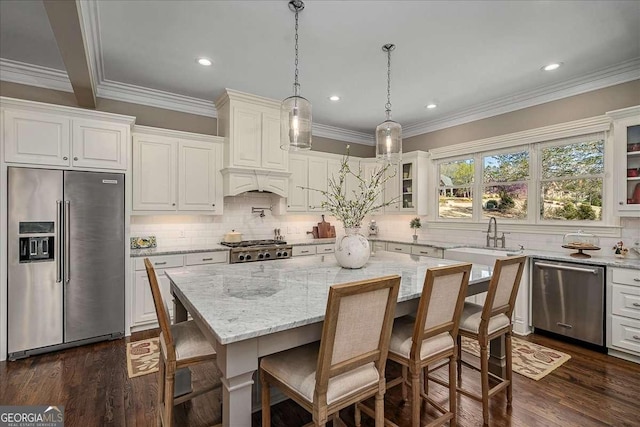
[302,147,399,228]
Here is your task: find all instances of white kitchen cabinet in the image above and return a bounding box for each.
[287,154,308,211]
[363,162,385,214]
[608,267,640,362]
[384,163,401,213]
[216,89,287,171]
[308,157,329,211]
[292,246,316,256]
[607,106,640,216]
[131,253,228,331]
[387,242,413,254]
[132,127,223,214]
[2,102,132,170]
[411,245,443,258]
[399,151,429,215]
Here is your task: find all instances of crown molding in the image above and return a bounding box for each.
[96,79,217,117]
[403,58,640,138]
[312,123,374,146]
[133,124,223,142]
[0,59,73,93]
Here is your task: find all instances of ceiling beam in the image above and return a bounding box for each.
[43,0,96,108]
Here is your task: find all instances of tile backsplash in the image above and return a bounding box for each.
[131,193,640,258]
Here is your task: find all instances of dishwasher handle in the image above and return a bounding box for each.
[534,261,599,275]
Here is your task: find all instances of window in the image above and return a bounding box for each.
[438,158,474,219]
[434,132,606,224]
[539,138,604,221]
[482,150,529,220]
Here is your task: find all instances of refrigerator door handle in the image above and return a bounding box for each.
[56,200,63,283]
[64,200,71,284]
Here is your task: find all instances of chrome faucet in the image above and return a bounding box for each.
[486,217,507,248]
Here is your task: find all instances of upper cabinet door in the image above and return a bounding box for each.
[384,163,401,213]
[72,119,128,170]
[261,111,287,170]
[288,155,308,211]
[231,106,262,168]
[178,140,221,211]
[3,109,71,166]
[132,135,177,211]
[308,157,328,211]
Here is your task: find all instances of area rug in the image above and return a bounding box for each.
[126,337,160,378]
[460,336,571,380]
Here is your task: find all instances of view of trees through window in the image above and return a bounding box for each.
[437,136,605,222]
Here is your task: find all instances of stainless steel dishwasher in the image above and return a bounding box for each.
[532,258,605,346]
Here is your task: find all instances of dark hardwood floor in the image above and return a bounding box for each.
[2,331,639,427]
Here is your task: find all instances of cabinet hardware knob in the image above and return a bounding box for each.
[619,201,624,205]
[63,156,68,160]
[287,205,290,208]
[634,335,640,341]
[212,204,215,206]
[172,203,176,206]
[73,157,78,161]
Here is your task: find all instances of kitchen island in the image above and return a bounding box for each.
[166,251,494,427]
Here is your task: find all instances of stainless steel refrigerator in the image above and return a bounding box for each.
[8,167,125,359]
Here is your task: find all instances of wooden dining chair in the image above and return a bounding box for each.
[456,256,526,426]
[143,258,221,427]
[379,263,472,427]
[260,275,401,427]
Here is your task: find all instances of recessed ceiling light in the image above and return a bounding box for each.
[426,103,437,109]
[197,57,212,66]
[542,62,562,71]
[329,95,340,101]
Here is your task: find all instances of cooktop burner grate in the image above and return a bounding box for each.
[220,239,286,248]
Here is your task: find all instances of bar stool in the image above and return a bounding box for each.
[260,275,401,427]
[381,263,472,427]
[144,258,222,427]
[456,256,526,426]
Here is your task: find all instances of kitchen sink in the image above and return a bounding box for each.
[444,246,520,266]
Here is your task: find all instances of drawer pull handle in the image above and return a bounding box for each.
[202,258,213,261]
[556,322,573,329]
[634,278,640,282]
[323,248,332,252]
[155,262,167,266]
[420,251,429,254]
[633,303,640,307]
[301,250,309,253]
[634,335,640,341]
[394,247,402,251]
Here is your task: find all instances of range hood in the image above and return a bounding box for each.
[221,167,290,198]
[215,89,291,199]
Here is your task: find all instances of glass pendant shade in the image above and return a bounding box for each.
[281,95,312,150]
[375,118,402,163]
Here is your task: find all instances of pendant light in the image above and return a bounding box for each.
[375,44,402,163]
[281,0,312,151]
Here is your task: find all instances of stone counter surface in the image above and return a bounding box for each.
[165,252,493,345]
[131,237,640,270]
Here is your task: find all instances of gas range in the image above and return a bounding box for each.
[220,240,292,263]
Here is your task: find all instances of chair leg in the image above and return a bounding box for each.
[163,368,175,427]
[401,365,409,402]
[411,370,421,427]
[456,335,462,383]
[355,403,361,427]
[480,343,490,426]
[157,356,165,427]
[423,365,429,395]
[506,332,513,405]
[449,355,457,427]
[261,372,271,427]
[375,392,384,427]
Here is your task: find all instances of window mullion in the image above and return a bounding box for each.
[473,152,482,221]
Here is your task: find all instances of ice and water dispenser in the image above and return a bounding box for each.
[18,222,55,263]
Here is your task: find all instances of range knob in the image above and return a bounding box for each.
[276,252,282,257]
[264,253,271,258]
[245,254,252,261]
[258,253,265,259]
[282,251,288,257]
[238,254,245,261]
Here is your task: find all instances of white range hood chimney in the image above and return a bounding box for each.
[215,89,290,198]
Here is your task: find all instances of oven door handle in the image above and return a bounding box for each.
[534,262,598,275]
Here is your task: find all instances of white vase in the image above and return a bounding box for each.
[334,227,370,269]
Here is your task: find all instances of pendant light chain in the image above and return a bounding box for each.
[293,6,300,96]
[385,47,392,118]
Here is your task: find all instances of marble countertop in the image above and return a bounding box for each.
[131,236,640,270]
[165,251,493,345]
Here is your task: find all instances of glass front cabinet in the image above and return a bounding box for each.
[608,106,640,216]
[399,151,429,215]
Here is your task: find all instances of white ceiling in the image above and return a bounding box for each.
[1,0,639,139]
